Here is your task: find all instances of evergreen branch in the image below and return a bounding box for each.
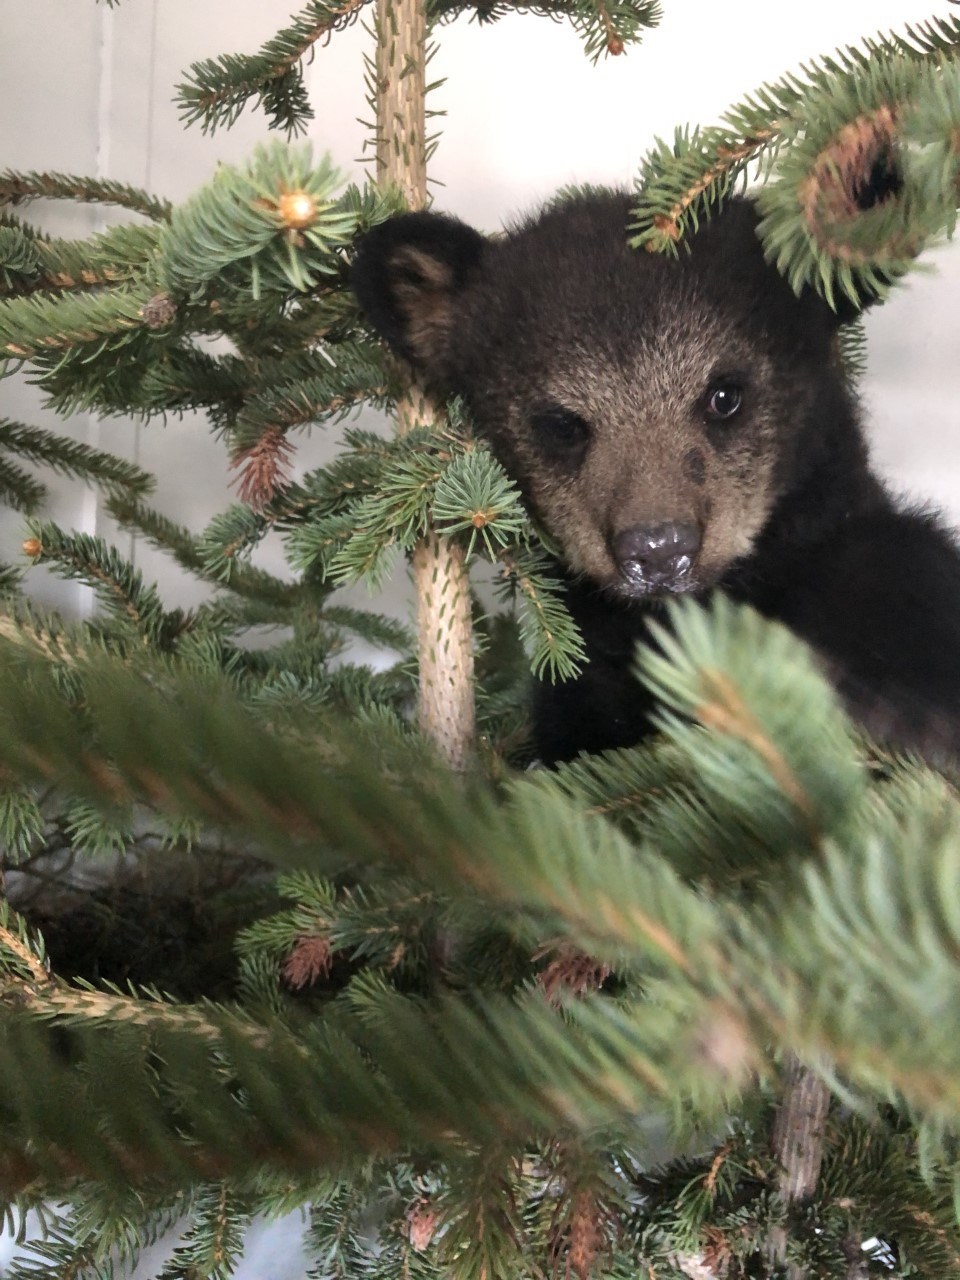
[631,13,960,265]
[285,430,463,589]
[431,446,527,559]
[228,346,389,453]
[2,607,960,1194]
[756,57,960,309]
[0,608,83,668]
[19,224,159,296]
[154,1185,251,1280]
[0,787,44,862]
[0,169,172,222]
[322,456,439,586]
[0,284,153,358]
[4,1191,189,1280]
[0,988,701,1196]
[0,419,154,497]
[22,521,169,643]
[426,0,662,61]
[231,424,297,511]
[0,904,260,1048]
[558,0,663,62]
[0,455,46,514]
[639,596,866,853]
[321,604,414,653]
[0,224,41,291]
[31,341,251,423]
[0,910,48,985]
[273,428,407,560]
[2,605,960,1154]
[0,564,23,602]
[105,493,302,607]
[157,143,359,297]
[0,636,717,978]
[176,1,371,135]
[495,545,586,680]
[196,504,274,582]
[631,125,777,253]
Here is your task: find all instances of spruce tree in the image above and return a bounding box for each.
[0,3,959,1277]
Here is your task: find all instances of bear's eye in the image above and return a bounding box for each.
[705,381,743,422]
[530,405,591,461]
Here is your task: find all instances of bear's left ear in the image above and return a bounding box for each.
[351,211,487,376]
[707,196,888,331]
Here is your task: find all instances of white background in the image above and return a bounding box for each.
[1,1,959,1273]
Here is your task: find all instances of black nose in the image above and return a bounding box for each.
[613,521,701,589]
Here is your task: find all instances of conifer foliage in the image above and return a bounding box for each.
[0,2,959,1278]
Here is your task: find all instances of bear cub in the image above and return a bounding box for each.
[353,191,960,764]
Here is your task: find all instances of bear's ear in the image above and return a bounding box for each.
[351,211,487,374]
[705,196,886,330]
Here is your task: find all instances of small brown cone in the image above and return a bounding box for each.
[282,935,333,990]
[406,1199,439,1252]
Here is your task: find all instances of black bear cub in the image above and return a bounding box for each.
[353,191,960,764]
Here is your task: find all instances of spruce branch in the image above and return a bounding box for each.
[17,336,230,423]
[227,359,388,455]
[0,169,172,222]
[426,0,662,61]
[0,909,230,1044]
[153,1184,252,1280]
[197,504,274,583]
[0,224,41,292]
[321,603,414,652]
[4,606,960,1196]
[176,0,371,136]
[0,284,153,358]
[496,545,586,680]
[0,456,46,514]
[157,143,357,298]
[756,56,960,308]
[0,787,44,862]
[0,607,85,668]
[431,446,527,559]
[631,124,778,252]
[105,493,302,607]
[639,596,865,855]
[0,224,161,299]
[631,10,960,304]
[0,984,732,1196]
[22,522,169,644]
[0,419,153,498]
[4,1191,189,1280]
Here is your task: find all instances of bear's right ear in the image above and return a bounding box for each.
[351,211,487,375]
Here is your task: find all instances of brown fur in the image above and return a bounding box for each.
[353,190,960,765]
[354,192,829,601]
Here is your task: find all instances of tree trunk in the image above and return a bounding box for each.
[767,1056,831,1278]
[374,0,475,771]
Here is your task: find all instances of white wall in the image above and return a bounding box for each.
[2,0,959,621]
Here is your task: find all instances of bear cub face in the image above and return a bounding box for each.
[352,191,851,601]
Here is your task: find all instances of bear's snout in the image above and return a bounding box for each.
[612,521,701,593]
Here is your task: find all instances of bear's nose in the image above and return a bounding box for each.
[613,522,701,590]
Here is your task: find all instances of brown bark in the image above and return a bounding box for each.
[767,1056,832,1278]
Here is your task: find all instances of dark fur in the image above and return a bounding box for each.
[353,192,960,764]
